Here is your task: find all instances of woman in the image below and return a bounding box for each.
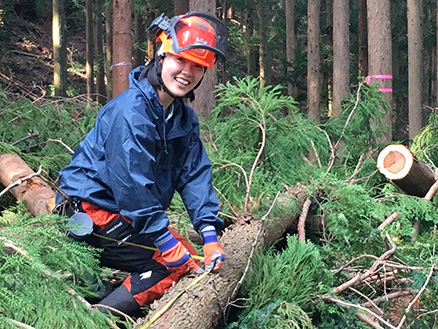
[56,11,226,316]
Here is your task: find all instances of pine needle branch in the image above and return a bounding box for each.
[0,237,120,329]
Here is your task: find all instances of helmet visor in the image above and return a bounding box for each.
[167,11,227,62]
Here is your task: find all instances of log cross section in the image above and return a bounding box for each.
[377,144,436,197]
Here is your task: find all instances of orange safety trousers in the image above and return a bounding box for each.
[80,201,199,316]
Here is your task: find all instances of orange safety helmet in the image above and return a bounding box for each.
[149,12,227,70]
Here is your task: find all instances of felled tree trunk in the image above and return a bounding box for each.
[0,154,55,215]
[134,185,308,329]
[377,144,436,197]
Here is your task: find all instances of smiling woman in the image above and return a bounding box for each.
[158,55,205,109]
[55,11,228,318]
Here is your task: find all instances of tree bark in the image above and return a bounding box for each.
[307,0,321,122]
[358,0,368,77]
[134,186,308,329]
[85,0,95,102]
[332,0,349,117]
[243,11,257,77]
[174,0,189,15]
[189,0,217,117]
[132,9,146,68]
[0,154,55,216]
[112,0,132,98]
[146,8,155,63]
[367,0,393,142]
[377,144,436,197]
[104,2,113,100]
[407,0,423,142]
[94,2,107,104]
[52,0,67,97]
[256,0,272,85]
[285,0,296,97]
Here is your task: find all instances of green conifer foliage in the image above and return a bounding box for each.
[0,205,125,328]
[0,93,98,179]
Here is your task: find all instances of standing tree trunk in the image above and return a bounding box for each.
[189,0,217,117]
[256,0,272,85]
[243,11,258,77]
[174,0,189,15]
[146,8,155,63]
[112,0,132,98]
[358,0,368,77]
[285,0,296,97]
[104,2,113,100]
[132,9,146,68]
[307,0,321,122]
[85,0,95,102]
[407,0,423,143]
[332,0,349,117]
[0,0,3,27]
[94,2,107,104]
[367,0,393,142]
[52,0,67,97]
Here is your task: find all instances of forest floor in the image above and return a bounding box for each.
[0,14,87,100]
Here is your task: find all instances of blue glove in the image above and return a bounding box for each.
[153,230,200,273]
[201,225,225,272]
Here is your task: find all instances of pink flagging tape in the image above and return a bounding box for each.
[377,88,393,93]
[364,74,393,85]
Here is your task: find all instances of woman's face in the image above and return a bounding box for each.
[160,54,205,98]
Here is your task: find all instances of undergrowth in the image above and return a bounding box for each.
[1,77,438,328]
[0,203,130,328]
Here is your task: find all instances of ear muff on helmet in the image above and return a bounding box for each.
[148,11,227,69]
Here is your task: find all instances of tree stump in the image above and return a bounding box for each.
[0,153,55,215]
[377,144,436,197]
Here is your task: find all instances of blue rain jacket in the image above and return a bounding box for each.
[57,66,222,236]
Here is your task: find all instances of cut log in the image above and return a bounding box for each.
[377,144,436,197]
[0,153,55,215]
[134,184,308,329]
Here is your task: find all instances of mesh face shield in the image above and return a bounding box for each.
[149,11,227,68]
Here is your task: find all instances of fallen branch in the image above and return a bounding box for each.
[377,212,399,232]
[332,233,396,295]
[6,318,35,329]
[355,313,385,329]
[324,295,396,329]
[297,197,311,241]
[245,123,266,212]
[47,138,75,154]
[362,289,413,308]
[395,264,435,329]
